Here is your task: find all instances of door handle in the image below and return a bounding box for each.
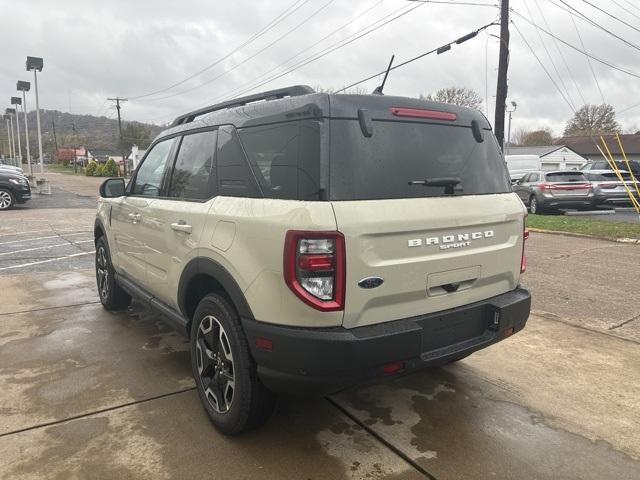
[128,213,141,223]
[171,221,192,234]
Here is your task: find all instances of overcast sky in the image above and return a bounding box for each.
[1,0,640,136]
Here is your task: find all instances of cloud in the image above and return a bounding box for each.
[1,0,639,134]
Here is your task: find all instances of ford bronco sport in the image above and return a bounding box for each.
[95,85,531,434]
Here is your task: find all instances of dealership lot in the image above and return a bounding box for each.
[0,174,639,479]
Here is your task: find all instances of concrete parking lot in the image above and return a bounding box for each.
[1,173,639,479]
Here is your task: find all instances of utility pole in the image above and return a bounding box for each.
[10,98,23,170]
[17,81,32,173]
[51,119,58,154]
[72,123,78,174]
[506,101,517,155]
[494,0,510,150]
[107,97,128,177]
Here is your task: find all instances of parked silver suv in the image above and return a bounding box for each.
[513,170,593,214]
[94,86,531,434]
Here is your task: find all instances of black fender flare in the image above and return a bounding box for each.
[178,257,254,321]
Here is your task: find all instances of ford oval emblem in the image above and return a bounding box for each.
[358,277,384,289]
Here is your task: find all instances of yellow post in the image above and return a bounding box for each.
[598,138,640,212]
[615,132,640,198]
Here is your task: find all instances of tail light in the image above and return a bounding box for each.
[540,183,591,191]
[284,231,345,312]
[390,107,457,121]
[600,182,619,189]
[521,228,529,274]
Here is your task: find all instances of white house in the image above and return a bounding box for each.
[506,145,587,170]
[129,145,147,170]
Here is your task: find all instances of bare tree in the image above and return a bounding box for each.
[421,87,483,110]
[520,128,554,146]
[564,104,620,136]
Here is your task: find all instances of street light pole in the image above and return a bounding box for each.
[17,81,32,174]
[6,110,16,165]
[10,98,23,170]
[506,101,517,155]
[27,56,44,174]
[4,116,13,162]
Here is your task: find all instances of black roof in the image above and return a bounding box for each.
[154,85,491,144]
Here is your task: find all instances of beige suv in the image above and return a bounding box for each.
[95,86,531,434]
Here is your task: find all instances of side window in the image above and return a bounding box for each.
[520,174,530,183]
[217,126,261,198]
[239,121,321,200]
[131,138,175,197]
[168,130,217,200]
[529,173,539,182]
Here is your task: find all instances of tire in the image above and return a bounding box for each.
[0,188,15,210]
[529,195,544,215]
[190,294,276,435]
[95,236,131,311]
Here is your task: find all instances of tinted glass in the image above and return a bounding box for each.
[217,126,261,198]
[168,130,217,200]
[585,171,631,181]
[329,119,511,200]
[545,172,587,182]
[239,121,321,200]
[132,138,175,196]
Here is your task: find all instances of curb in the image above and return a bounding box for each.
[527,227,640,244]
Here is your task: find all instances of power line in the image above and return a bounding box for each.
[336,21,497,93]
[533,0,587,106]
[548,0,640,54]
[207,1,427,104]
[610,0,640,22]
[512,21,575,113]
[209,0,410,103]
[511,9,640,80]
[567,8,605,103]
[133,0,336,103]
[522,0,576,110]
[127,0,312,100]
[577,0,640,35]
[618,0,640,15]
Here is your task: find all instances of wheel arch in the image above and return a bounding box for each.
[178,257,254,328]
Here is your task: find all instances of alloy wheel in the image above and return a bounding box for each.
[96,246,109,300]
[530,197,538,214]
[196,315,235,414]
[0,191,12,210]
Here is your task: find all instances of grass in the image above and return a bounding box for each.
[527,214,640,240]
[45,164,86,175]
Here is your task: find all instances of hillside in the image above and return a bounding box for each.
[1,109,163,158]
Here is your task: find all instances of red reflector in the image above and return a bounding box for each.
[390,107,457,121]
[297,254,334,271]
[502,327,515,338]
[382,361,404,376]
[255,337,273,352]
[521,229,529,274]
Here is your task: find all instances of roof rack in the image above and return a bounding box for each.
[170,85,315,127]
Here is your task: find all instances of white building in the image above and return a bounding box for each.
[506,145,587,170]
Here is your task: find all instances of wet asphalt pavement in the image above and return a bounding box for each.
[0,173,639,479]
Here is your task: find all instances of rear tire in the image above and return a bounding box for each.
[0,188,15,210]
[190,294,276,435]
[529,195,544,214]
[95,236,131,311]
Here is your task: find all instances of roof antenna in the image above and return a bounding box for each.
[372,54,395,95]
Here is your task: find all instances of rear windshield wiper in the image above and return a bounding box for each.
[408,177,463,194]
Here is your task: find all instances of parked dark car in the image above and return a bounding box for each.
[581,159,640,177]
[513,170,593,214]
[0,170,31,210]
[583,170,640,208]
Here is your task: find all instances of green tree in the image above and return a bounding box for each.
[118,122,152,153]
[85,160,98,176]
[564,104,620,136]
[103,158,120,177]
[421,87,483,110]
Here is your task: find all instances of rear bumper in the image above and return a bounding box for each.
[539,195,592,209]
[242,287,531,395]
[594,192,639,206]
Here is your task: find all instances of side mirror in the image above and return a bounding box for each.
[100,178,125,198]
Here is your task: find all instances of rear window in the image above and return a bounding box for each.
[545,172,587,182]
[584,172,631,181]
[328,119,511,200]
[238,120,321,200]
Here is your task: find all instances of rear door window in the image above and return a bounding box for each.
[328,119,511,200]
[168,130,217,200]
[545,172,587,182]
[238,121,321,200]
[217,126,261,198]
